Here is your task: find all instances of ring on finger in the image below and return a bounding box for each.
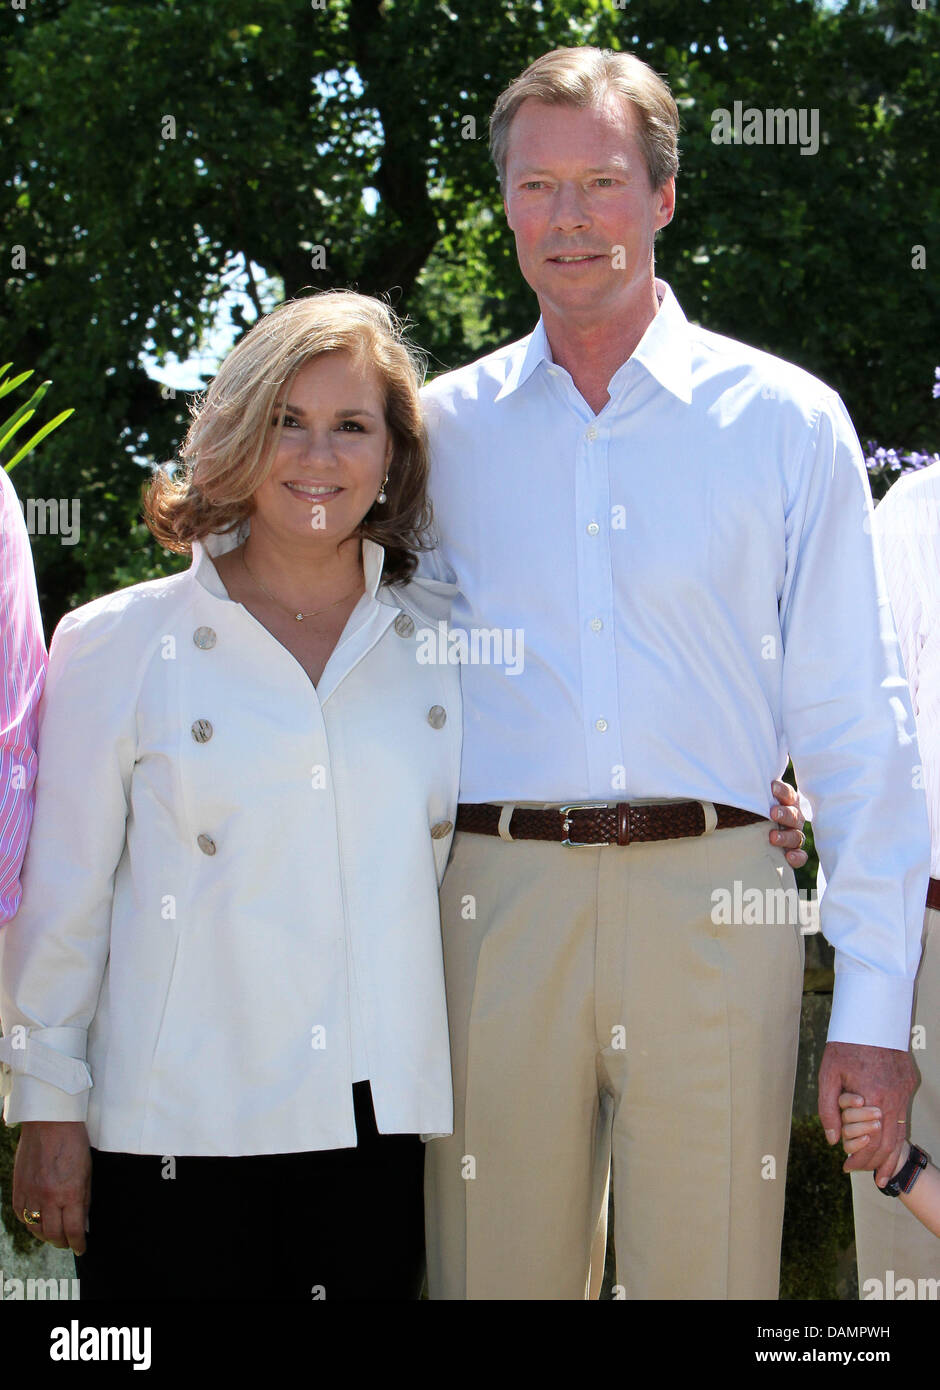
[23,1207,42,1226]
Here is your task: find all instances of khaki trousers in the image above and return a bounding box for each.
[851,905,940,1297]
[425,811,805,1299]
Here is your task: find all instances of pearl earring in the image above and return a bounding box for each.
[377,474,389,504]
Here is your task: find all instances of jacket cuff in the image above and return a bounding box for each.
[0,1026,92,1118]
[3,1073,90,1124]
[827,965,915,1052]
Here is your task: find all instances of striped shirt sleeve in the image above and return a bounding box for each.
[0,467,47,924]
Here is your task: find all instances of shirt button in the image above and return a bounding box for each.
[191,719,213,743]
[430,820,454,840]
[197,833,217,856]
[193,626,217,650]
[586,522,600,536]
[394,612,415,638]
[586,426,598,441]
[546,367,558,377]
[427,705,447,729]
[590,618,603,632]
[595,718,608,733]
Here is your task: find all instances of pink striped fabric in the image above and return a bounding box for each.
[0,467,47,923]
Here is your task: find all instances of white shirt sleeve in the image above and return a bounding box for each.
[872,481,928,716]
[779,396,930,1050]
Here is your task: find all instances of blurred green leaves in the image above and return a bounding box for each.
[0,365,73,473]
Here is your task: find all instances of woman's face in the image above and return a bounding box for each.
[251,350,393,549]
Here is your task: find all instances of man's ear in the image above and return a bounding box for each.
[503,196,513,231]
[655,176,676,231]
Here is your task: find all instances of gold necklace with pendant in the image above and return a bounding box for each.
[241,548,362,622]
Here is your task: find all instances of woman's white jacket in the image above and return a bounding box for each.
[0,527,461,1155]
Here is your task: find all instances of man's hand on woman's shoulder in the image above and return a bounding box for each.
[769,779,807,868]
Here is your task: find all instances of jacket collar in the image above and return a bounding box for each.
[190,522,385,601]
[189,523,456,624]
[494,277,692,406]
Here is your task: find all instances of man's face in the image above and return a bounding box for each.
[502,95,675,320]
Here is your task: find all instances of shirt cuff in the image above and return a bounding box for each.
[827,966,915,1052]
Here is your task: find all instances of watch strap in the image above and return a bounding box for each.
[877,1143,930,1197]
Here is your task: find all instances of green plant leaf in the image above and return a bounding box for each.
[0,370,34,402]
[4,409,76,473]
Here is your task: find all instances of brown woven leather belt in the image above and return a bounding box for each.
[928,878,940,912]
[455,800,767,847]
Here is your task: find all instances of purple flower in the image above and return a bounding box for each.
[864,373,939,477]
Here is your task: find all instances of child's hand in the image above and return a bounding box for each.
[838,1090,883,1157]
[838,1092,909,1179]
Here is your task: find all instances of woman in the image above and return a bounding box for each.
[0,291,461,1300]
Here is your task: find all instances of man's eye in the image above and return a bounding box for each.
[594,178,615,187]
[522,181,544,191]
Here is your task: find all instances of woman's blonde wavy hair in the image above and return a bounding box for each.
[143,291,434,586]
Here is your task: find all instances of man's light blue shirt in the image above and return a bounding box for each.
[418,279,931,1050]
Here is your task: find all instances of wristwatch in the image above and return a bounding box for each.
[876,1143,929,1197]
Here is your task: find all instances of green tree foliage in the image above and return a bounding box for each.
[780,1115,856,1300]
[1,0,937,625]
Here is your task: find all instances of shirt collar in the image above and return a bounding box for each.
[494,277,692,406]
[189,520,387,602]
[495,317,553,401]
[626,279,693,404]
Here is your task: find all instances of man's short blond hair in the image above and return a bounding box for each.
[490,47,680,194]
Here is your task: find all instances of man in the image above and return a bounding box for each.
[418,47,930,1299]
[852,465,940,1291]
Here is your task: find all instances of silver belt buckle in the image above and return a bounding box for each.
[559,802,611,847]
